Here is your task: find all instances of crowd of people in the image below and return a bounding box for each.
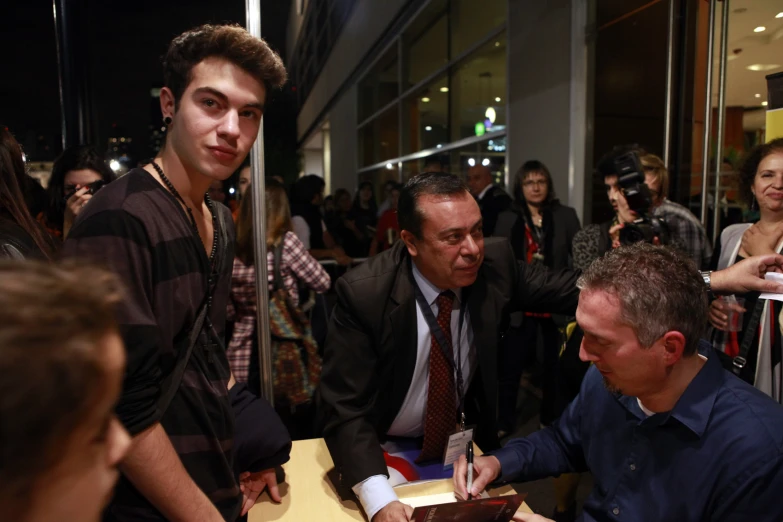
[3,21,783,522]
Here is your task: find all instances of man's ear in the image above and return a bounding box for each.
[660,331,686,366]
[160,86,176,122]
[400,230,418,257]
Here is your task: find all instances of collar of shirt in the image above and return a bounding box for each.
[476,183,493,201]
[617,339,720,437]
[411,262,462,306]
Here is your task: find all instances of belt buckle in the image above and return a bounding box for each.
[732,356,747,373]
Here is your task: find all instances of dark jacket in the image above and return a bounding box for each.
[316,238,580,488]
[494,202,581,271]
[477,185,512,237]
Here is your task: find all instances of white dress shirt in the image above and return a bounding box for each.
[352,263,477,519]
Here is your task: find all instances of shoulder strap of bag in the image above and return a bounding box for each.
[157,201,228,416]
[273,239,285,292]
[733,298,765,377]
[732,239,783,376]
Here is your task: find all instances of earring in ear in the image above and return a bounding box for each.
[163,116,172,125]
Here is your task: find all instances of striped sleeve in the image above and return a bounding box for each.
[62,208,164,435]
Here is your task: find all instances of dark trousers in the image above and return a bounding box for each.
[498,315,562,431]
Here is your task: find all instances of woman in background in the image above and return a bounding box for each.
[228,182,330,437]
[709,138,783,402]
[347,181,378,257]
[42,145,114,240]
[0,127,52,259]
[495,160,581,522]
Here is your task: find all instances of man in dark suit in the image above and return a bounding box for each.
[317,172,580,522]
[467,165,512,236]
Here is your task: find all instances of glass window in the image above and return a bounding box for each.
[358,105,400,167]
[401,74,449,155]
[450,0,506,57]
[359,166,400,203]
[358,46,399,123]
[448,138,507,188]
[450,33,507,142]
[402,0,448,90]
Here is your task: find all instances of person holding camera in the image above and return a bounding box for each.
[454,243,783,522]
[643,151,712,269]
[41,145,114,240]
[709,138,783,401]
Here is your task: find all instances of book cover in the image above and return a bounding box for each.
[410,493,527,522]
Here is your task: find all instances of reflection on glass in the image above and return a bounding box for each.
[358,46,399,123]
[402,0,448,89]
[450,0,506,57]
[358,105,400,167]
[447,138,506,186]
[359,167,400,205]
[450,33,507,142]
[402,74,449,155]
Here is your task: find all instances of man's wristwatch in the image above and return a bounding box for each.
[701,270,717,300]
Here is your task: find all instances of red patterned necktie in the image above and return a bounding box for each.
[417,290,457,462]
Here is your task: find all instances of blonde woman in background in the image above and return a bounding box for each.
[228,181,331,383]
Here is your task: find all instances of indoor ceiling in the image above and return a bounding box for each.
[714,0,783,110]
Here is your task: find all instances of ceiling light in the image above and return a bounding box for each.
[109,160,121,172]
[777,12,783,19]
[495,97,501,103]
[425,126,432,131]
[468,158,476,167]
[755,93,761,98]
[440,87,449,93]
[229,187,236,195]
[481,158,491,167]
[485,107,497,124]
[495,41,500,47]
[763,101,769,107]
[436,144,443,149]
[386,163,393,170]
[747,64,781,71]
[422,97,431,103]
[754,26,766,33]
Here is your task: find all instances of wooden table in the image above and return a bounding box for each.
[248,438,532,521]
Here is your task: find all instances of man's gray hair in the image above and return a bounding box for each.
[576,243,708,356]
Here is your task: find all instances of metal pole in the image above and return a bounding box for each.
[699,0,717,226]
[711,0,729,244]
[662,0,676,167]
[245,0,274,404]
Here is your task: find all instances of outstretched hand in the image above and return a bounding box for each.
[712,254,783,295]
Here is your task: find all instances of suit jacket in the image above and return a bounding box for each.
[477,185,512,236]
[317,238,580,488]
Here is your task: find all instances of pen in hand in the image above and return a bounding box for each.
[466,440,474,500]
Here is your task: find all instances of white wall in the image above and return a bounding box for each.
[303,148,324,178]
[328,84,359,194]
[507,0,587,221]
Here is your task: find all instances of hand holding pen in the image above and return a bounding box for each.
[466,441,474,500]
[453,447,502,501]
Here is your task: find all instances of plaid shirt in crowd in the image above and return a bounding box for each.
[652,199,713,269]
[227,231,331,382]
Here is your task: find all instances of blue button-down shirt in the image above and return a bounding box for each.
[493,342,783,521]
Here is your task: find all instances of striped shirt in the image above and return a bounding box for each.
[227,231,331,381]
[62,168,241,521]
